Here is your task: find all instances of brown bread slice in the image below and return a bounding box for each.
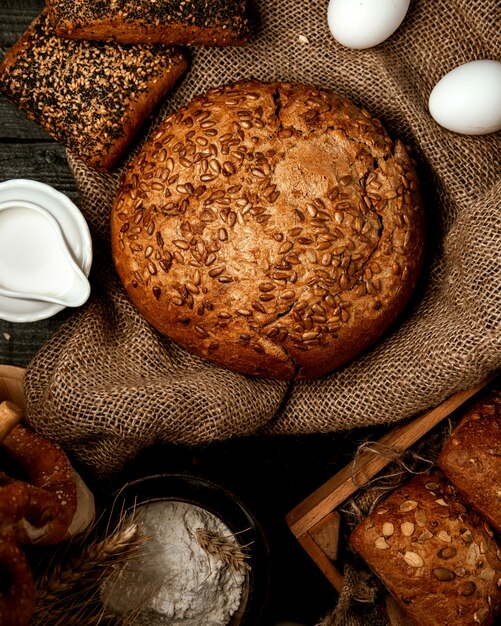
[0,11,187,170]
[47,0,253,46]
[438,393,501,534]
[350,471,501,626]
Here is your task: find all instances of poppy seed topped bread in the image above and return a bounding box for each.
[111,80,425,379]
[0,11,187,170]
[438,393,501,534]
[350,471,501,626]
[46,0,253,46]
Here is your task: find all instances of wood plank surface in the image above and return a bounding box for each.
[0,2,77,201]
[0,0,43,51]
[296,530,344,592]
[0,141,79,201]
[0,98,54,140]
[309,510,341,562]
[0,0,78,365]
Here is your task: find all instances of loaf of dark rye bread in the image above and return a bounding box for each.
[111,80,425,379]
[0,11,187,170]
[350,471,501,626]
[46,0,252,46]
[438,393,501,535]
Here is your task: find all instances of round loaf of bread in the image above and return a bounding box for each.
[111,80,424,379]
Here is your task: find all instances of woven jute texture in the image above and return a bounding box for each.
[24,0,501,478]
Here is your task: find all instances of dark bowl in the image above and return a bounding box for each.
[107,472,271,626]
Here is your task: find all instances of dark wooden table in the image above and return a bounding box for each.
[0,0,77,367]
[0,2,376,623]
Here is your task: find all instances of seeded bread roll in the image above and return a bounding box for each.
[0,11,187,170]
[111,80,425,379]
[46,0,252,46]
[438,393,501,534]
[350,471,501,626]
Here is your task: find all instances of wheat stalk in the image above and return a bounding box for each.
[37,523,144,600]
[195,527,252,572]
[32,515,148,626]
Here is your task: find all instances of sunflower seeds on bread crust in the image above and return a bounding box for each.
[111,79,425,379]
[46,0,253,46]
[0,11,187,170]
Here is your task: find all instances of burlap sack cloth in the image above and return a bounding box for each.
[24,0,500,479]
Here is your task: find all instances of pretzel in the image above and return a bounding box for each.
[3,423,80,544]
[0,400,95,625]
[0,537,36,626]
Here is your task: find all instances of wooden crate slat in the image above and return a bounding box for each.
[286,380,487,539]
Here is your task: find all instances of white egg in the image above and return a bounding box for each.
[428,60,501,135]
[327,0,410,50]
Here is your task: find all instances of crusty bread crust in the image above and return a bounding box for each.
[111,80,425,379]
[350,471,501,626]
[46,0,252,46]
[438,394,501,534]
[0,11,187,170]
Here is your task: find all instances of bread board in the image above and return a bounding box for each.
[285,379,491,624]
[0,364,25,408]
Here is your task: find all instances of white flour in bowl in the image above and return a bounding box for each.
[101,500,246,625]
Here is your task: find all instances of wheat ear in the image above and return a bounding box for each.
[36,522,145,602]
[195,527,252,572]
[32,515,148,626]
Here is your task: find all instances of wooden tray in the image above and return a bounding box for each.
[0,364,25,408]
[285,379,490,623]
